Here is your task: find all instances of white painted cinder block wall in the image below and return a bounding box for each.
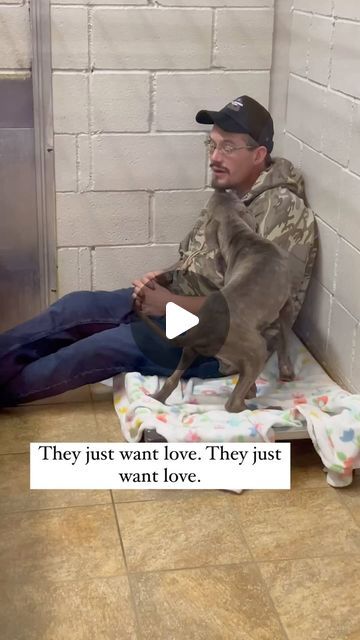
[50,0,275,296]
[2,1,359,392]
[273,0,360,393]
[0,2,31,70]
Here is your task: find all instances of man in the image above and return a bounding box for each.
[0,96,317,407]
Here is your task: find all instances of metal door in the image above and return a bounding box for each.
[0,75,41,331]
[0,1,56,332]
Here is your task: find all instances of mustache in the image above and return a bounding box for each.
[210,163,228,172]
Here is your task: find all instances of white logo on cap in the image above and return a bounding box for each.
[227,98,244,112]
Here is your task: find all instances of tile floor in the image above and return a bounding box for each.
[0,384,360,640]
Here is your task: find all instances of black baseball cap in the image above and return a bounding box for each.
[196,95,274,153]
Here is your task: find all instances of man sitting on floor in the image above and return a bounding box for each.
[0,96,317,407]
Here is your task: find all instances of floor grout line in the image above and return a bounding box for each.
[1,404,359,638]
[0,485,358,517]
[110,490,142,640]
[0,500,113,517]
[235,524,290,640]
[0,552,358,587]
[335,489,360,529]
[118,551,360,576]
[0,572,129,588]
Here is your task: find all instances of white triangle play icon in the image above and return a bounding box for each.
[165,302,199,339]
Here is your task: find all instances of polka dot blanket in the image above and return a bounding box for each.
[112,332,360,487]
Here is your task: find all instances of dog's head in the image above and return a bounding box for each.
[207,189,257,232]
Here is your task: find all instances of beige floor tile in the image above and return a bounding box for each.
[0,404,99,454]
[92,401,126,441]
[236,488,360,561]
[290,439,327,489]
[259,557,360,640]
[0,576,137,640]
[91,374,124,403]
[0,504,125,584]
[338,474,360,525]
[115,493,251,572]
[112,488,216,503]
[291,462,327,489]
[131,565,287,640]
[0,453,111,514]
[112,488,189,503]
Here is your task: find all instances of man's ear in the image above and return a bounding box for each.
[253,145,268,166]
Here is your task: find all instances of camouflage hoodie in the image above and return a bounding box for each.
[168,157,317,324]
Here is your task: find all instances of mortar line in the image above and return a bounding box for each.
[349,323,358,386]
[281,1,295,155]
[87,6,94,190]
[210,8,216,68]
[149,72,155,132]
[90,246,95,290]
[148,192,155,243]
[293,9,360,23]
[56,187,211,194]
[53,67,270,74]
[75,134,80,192]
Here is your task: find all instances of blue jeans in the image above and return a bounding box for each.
[0,287,222,407]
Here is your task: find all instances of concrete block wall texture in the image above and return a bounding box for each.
[2,1,359,392]
[0,2,31,70]
[280,1,360,393]
[50,0,275,297]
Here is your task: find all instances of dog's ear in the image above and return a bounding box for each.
[214,219,222,249]
[208,188,228,208]
[241,211,258,232]
[204,216,220,252]
[228,192,258,232]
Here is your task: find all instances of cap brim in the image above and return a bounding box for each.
[195,109,217,124]
[195,109,251,135]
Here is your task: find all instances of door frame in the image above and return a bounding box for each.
[30,0,57,307]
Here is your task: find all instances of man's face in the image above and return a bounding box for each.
[208,126,264,190]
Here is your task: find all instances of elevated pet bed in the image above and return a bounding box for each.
[111,332,360,488]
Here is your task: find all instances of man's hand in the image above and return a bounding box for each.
[131,267,206,317]
[131,270,164,293]
[132,278,173,316]
[131,270,166,315]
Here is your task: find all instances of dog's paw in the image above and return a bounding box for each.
[150,391,168,404]
[225,397,247,413]
[278,364,295,382]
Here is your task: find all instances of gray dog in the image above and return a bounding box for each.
[137,189,295,412]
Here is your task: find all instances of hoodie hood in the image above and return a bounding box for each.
[240,157,307,205]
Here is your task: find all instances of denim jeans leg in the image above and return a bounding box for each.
[0,287,135,387]
[0,316,222,406]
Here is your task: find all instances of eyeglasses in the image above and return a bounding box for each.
[204,138,258,156]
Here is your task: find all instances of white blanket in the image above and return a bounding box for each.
[113,332,360,486]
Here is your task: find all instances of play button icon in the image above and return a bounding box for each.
[130,270,230,370]
[165,302,199,339]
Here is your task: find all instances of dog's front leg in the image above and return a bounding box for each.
[277,300,295,381]
[225,375,252,413]
[151,347,198,405]
[225,338,267,412]
[246,383,257,399]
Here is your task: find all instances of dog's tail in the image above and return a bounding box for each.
[136,309,191,348]
[136,309,169,341]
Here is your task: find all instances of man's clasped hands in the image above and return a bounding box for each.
[131,270,174,317]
